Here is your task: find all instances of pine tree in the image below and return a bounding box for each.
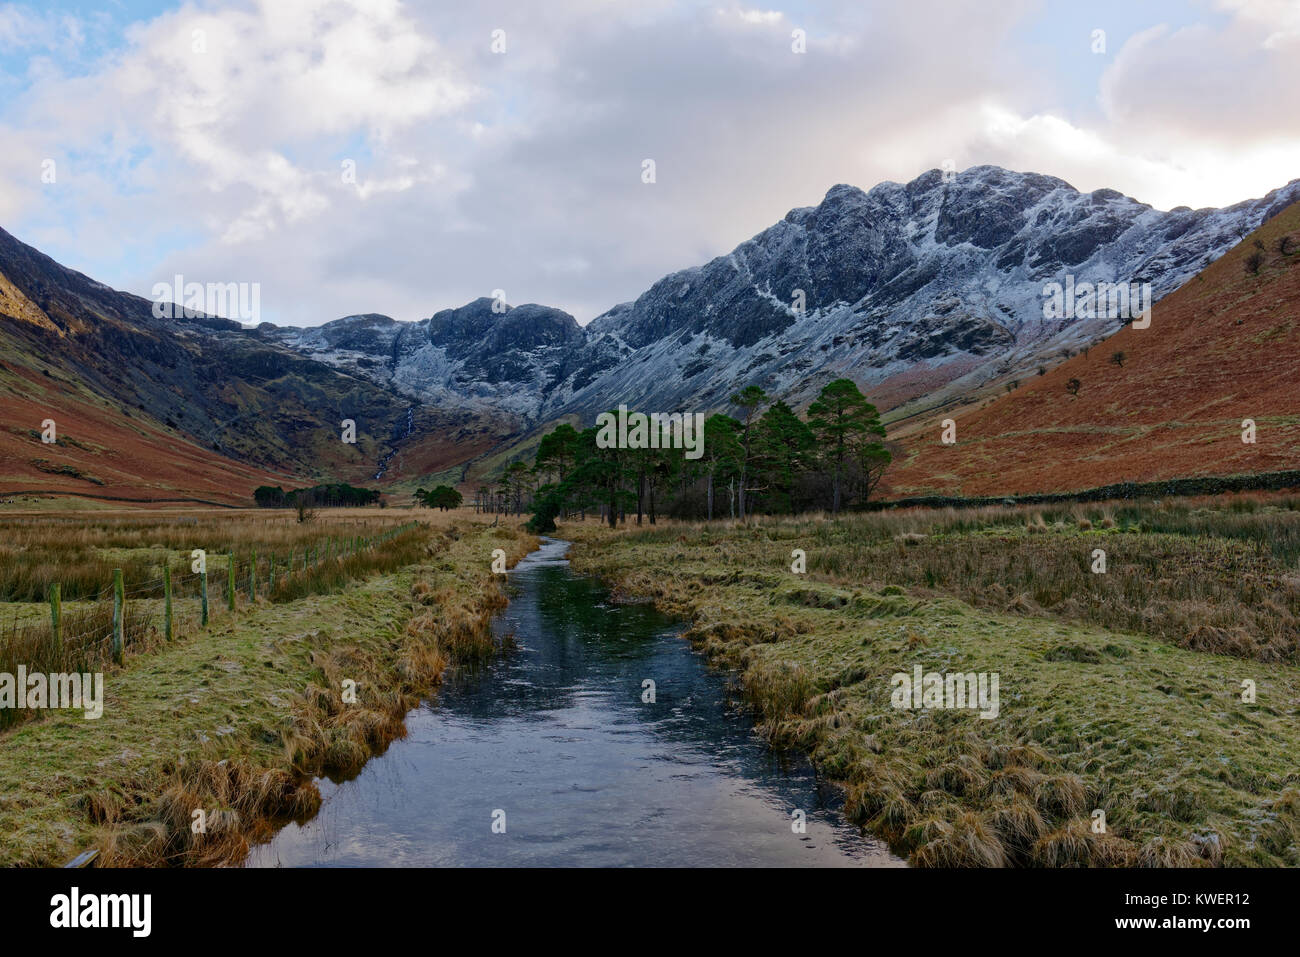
[755,400,814,513]
[807,378,877,514]
[728,385,768,520]
[701,414,742,520]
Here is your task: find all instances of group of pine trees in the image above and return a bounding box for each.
[253,482,381,508]
[519,379,892,532]
[414,485,464,510]
[472,464,534,517]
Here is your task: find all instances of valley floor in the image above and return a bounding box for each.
[565,498,1300,867]
[6,498,1298,868]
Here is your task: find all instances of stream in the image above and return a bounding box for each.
[248,538,902,867]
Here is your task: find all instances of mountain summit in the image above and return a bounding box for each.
[3,165,1298,500]
[275,166,1300,424]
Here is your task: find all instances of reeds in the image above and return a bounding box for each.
[655,498,1300,663]
[0,509,424,601]
[0,600,163,731]
[566,499,1293,867]
[0,517,427,735]
[629,496,1300,662]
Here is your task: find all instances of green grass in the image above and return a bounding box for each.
[0,521,536,866]
[0,518,430,735]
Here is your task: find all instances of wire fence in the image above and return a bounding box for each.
[0,521,422,732]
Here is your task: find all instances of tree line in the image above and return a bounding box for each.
[253,483,382,508]
[512,378,892,532]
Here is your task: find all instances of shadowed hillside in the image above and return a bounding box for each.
[0,226,507,504]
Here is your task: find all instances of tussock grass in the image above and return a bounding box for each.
[0,518,537,866]
[0,508,429,601]
[0,514,433,734]
[568,501,1300,867]
[268,527,426,603]
[575,496,1300,663]
[0,601,163,731]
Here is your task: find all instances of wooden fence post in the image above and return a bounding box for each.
[163,566,173,641]
[249,551,257,601]
[201,566,209,626]
[227,553,236,611]
[112,569,124,665]
[49,583,62,659]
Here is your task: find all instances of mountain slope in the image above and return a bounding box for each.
[0,346,288,506]
[885,200,1300,497]
[0,226,500,503]
[556,166,1300,420]
[261,298,605,418]
[283,167,1300,432]
[5,165,1298,505]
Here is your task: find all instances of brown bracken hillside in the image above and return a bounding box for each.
[0,337,292,507]
[885,200,1300,498]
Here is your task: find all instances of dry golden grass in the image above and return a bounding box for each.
[0,513,437,733]
[567,501,1300,867]
[564,494,1300,663]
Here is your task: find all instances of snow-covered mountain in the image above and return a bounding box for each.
[260,300,605,419]
[266,166,1300,424]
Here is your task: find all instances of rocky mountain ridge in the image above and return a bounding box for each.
[268,165,1300,425]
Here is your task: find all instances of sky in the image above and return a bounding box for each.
[0,0,1297,326]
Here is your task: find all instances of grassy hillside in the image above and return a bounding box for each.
[0,344,293,506]
[0,223,515,504]
[885,201,1300,498]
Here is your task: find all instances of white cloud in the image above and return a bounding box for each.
[959,103,1292,211]
[1214,0,1300,47]
[0,0,1295,327]
[1099,6,1300,145]
[735,8,785,26]
[0,4,70,49]
[4,0,474,251]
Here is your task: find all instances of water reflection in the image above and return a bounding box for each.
[248,538,902,867]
